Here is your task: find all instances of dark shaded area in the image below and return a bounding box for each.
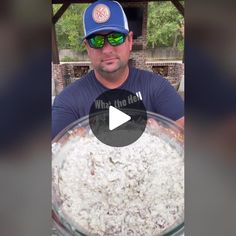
[0,51,51,151]
[0,1,51,235]
[185,43,236,122]
[185,0,236,235]
[124,7,144,39]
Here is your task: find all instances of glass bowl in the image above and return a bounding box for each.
[52,111,184,236]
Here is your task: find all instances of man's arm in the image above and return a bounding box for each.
[152,77,184,122]
[52,96,78,139]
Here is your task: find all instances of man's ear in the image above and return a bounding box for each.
[128,31,133,51]
[84,40,90,52]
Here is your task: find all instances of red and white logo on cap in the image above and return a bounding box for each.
[92,4,110,23]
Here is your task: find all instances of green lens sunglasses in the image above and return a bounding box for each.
[87,32,127,49]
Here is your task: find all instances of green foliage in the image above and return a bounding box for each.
[147,2,184,50]
[177,39,184,51]
[53,4,88,52]
[61,56,77,62]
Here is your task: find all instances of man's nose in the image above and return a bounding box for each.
[101,40,113,53]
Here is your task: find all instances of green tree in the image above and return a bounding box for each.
[53,4,88,52]
[147,2,184,50]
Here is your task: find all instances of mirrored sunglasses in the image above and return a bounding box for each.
[87,32,127,49]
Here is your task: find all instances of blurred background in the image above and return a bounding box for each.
[0,0,51,235]
[0,0,236,235]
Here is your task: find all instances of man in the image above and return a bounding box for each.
[52,0,184,139]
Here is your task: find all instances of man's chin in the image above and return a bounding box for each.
[101,64,121,74]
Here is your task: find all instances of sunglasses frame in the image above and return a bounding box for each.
[86,32,127,49]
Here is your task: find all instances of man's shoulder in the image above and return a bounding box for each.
[130,67,166,84]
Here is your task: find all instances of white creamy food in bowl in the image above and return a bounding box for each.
[52,111,184,236]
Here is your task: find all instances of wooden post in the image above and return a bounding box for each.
[170,0,184,16]
[52,23,60,64]
[52,3,71,64]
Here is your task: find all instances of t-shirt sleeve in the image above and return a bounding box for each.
[152,77,184,121]
[52,95,78,139]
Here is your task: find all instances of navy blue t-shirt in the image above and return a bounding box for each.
[52,67,184,138]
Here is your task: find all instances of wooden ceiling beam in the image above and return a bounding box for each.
[52,6,60,64]
[170,0,184,16]
[52,2,71,24]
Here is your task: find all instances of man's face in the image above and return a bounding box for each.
[85,31,133,75]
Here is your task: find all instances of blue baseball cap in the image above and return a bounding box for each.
[83,0,129,39]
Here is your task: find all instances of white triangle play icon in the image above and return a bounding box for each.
[109,106,131,131]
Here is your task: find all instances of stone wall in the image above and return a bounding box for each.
[147,61,184,90]
[60,62,90,86]
[52,62,90,96]
[52,63,65,96]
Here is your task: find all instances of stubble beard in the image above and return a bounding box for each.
[94,59,128,78]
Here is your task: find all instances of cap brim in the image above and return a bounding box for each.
[83,26,129,39]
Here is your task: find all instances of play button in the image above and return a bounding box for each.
[109,106,131,131]
[89,89,147,147]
